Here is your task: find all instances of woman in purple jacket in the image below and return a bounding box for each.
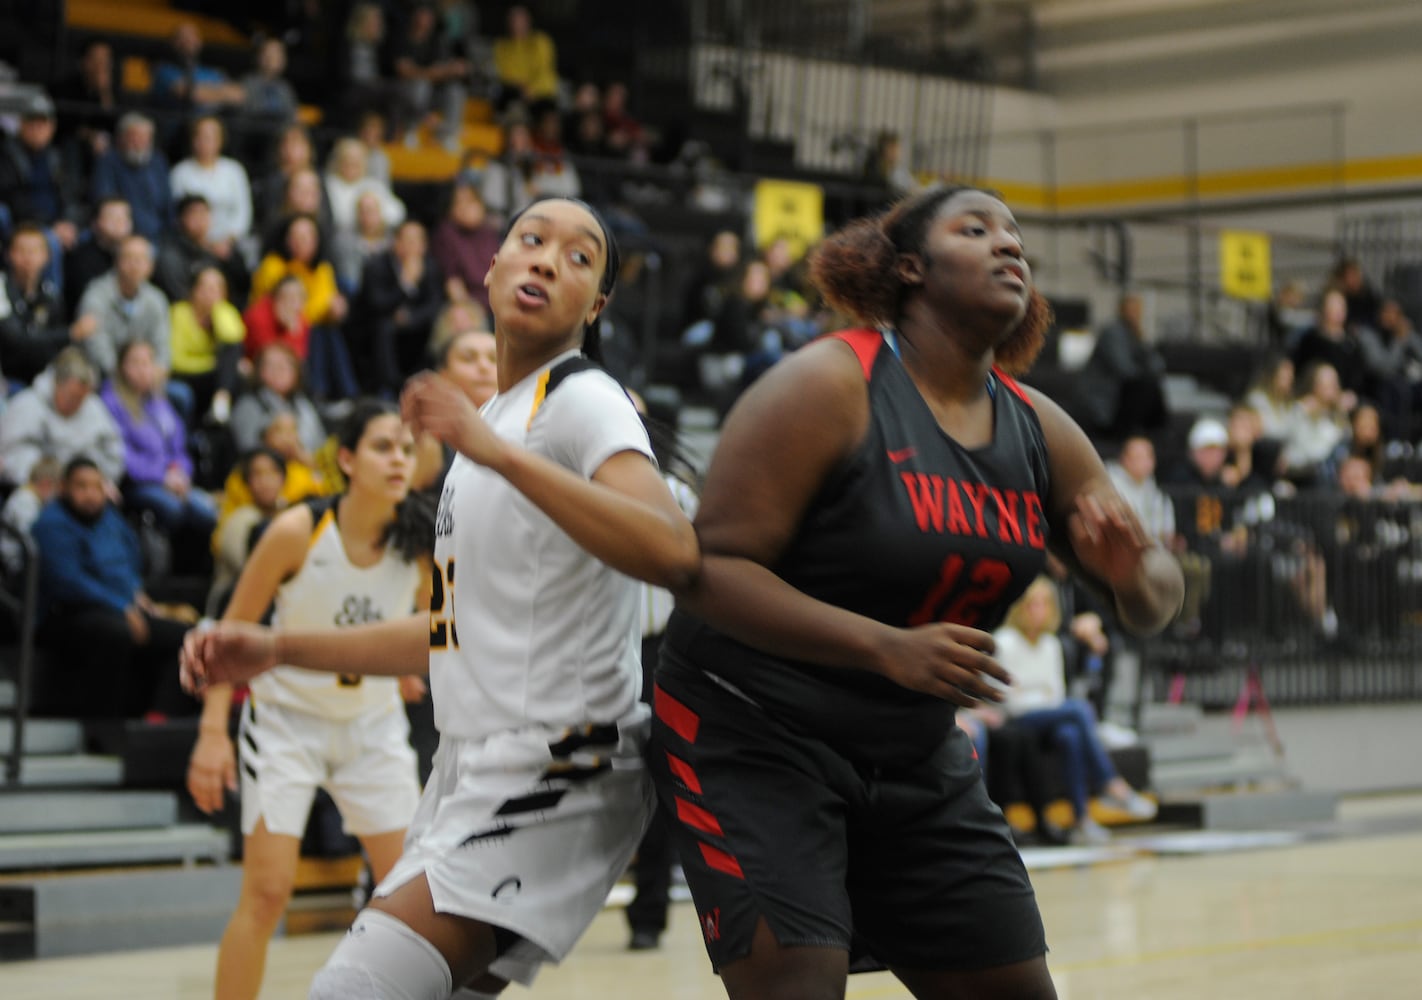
[101,338,217,540]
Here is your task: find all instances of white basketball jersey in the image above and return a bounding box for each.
[429,350,655,742]
[250,501,423,720]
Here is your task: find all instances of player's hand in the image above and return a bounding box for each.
[398,674,428,703]
[187,729,237,815]
[181,620,279,695]
[402,371,510,470]
[873,622,1010,707]
[1067,488,1153,590]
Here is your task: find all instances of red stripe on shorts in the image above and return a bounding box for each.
[654,684,700,743]
[665,751,703,794]
[698,841,745,879]
[675,796,725,837]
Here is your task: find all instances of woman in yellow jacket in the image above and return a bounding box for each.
[171,265,247,425]
[250,214,360,401]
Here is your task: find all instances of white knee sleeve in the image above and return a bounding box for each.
[309,909,454,1000]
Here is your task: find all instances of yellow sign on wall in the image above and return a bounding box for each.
[1220,230,1272,302]
[753,179,824,259]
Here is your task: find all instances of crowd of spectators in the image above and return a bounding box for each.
[0,5,1419,741]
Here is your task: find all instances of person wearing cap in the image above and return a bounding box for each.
[0,346,124,492]
[0,90,85,291]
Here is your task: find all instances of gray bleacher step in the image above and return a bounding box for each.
[1157,789,1338,831]
[0,679,14,710]
[0,718,84,756]
[0,863,242,959]
[14,753,123,788]
[0,824,229,871]
[1137,701,1204,736]
[1143,734,1244,764]
[1151,747,1291,794]
[0,790,177,835]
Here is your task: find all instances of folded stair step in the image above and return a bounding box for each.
[0,719,85,756]
[0,791,177,835]
[0,824,229,871]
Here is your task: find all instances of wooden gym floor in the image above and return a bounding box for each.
[9,796,1422,1000]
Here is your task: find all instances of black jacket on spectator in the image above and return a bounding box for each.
[0,133,85,229]
[0,273,71,385]
[155,230,251,304]
[352,251,444,391]
[62,237,115,316]
[1291,326,1367,397]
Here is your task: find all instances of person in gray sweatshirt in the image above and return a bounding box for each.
[0,346,125,492]
[74,234,171,380]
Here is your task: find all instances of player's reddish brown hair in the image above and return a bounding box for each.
[808,186,1052,375]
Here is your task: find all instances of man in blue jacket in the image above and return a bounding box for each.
[30,456,193,718]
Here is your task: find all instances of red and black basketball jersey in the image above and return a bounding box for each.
[663,328,1052,763]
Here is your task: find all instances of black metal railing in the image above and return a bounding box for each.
[1143,487,1422,710]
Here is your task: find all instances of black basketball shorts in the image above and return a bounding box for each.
[649,661,1047,973]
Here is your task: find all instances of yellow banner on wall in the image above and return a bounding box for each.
[753,179,824,259]
[1220,230,1272,302]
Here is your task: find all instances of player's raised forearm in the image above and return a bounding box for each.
[274,613,430,676]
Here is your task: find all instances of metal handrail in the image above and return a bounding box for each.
[0,523,40,787]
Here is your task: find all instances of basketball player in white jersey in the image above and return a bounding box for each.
[185,399,435,1000]
[182,197,700,999]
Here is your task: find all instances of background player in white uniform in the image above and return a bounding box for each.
[185,399,434,1000]
[182,197,700,999]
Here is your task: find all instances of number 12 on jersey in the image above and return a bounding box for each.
[430,558,459,650]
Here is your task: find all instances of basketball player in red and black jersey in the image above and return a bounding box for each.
[655,186,1184,999]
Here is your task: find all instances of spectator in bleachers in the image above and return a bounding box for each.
[156,193,251,305]
[0,347,124,493]
[1266,279,1314,352]
[0,91,83,271]
[249,213,358,400]
[91,113,172,241]
[341,3,409,130]
[1358,298,1422,443]
[393,2,472,149]
[993,577,1158,846]
[242,273,310,365]
[478,117,538,221]
[1329,257,1382,331]
[1,223,96,385]
[530,107,582,199]
[323,138,405,241]
[52,39,119,176]
[170,265,245,425]
[431,178,499,312]
[356,110,394,186]
[1243,353,1296,441]
[149,21,245,117]
[168,117,254,254]
[230,343,327,458]
[331,189,394,291]
[600,82,652,164]
[351,219,443,397]
[681,228,742,332]
[1279,361,1352,488]
[63,196,131,316]
[262,167,335,252]
[253,124,329,236]
[1292,288,1367,400]
[862,130,919,198]
[205,445,288,616]
[74,234,170,382]
[1109,434,1210,636]
[241,37,299,126]
[1342,402,1390,487]
[1079,291,1169,441]
[492,4,559,117]
[31,455,195,720]
[101,338,216,541]
[1221,402,1282,493]
[562,81,602,151]
[0,453,61,575]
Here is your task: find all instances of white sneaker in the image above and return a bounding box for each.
[1070,817,1111,846]
[1098,721,1139,749]
[1103,789,1159,821]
